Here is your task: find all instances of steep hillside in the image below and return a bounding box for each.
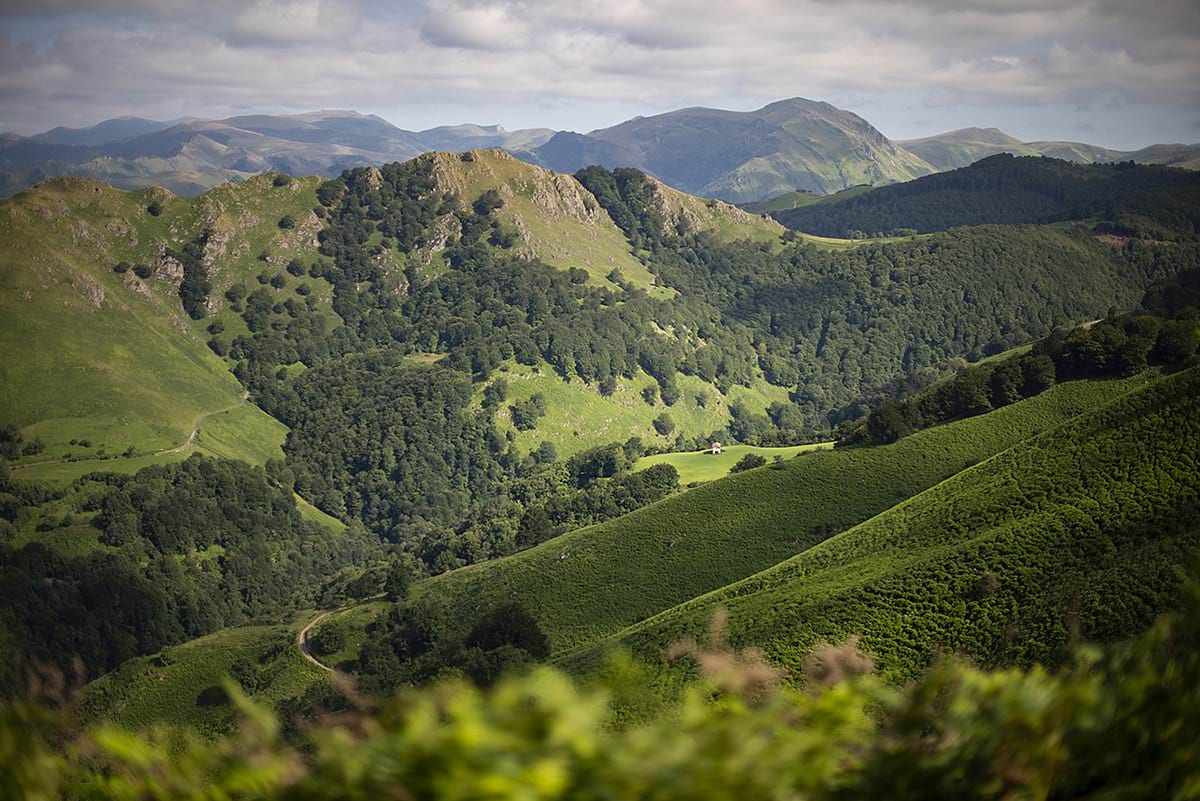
[647,177,784,243]
[575,367,1200,679]
[0,173,325,467]
[80,615,326,735]
[411,375,1143,655]
[420,150,655,286]
[899,127,1121,171]
[527,98,936,202]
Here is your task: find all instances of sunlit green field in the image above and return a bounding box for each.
[635,442,833,485]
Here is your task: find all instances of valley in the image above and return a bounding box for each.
[2,135,1199,799]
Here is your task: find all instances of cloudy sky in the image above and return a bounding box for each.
[1,0,1197,148]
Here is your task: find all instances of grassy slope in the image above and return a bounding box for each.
[0,174,321,467]
[740,185,874,214]
[576,367,1199,679]
[419,375,1144,656]
[11,399,288,486]
[482,361,790,458]
[80,614,327,736]
[0,179,241,461]
[634,443,833,485]
[423,150,656,289]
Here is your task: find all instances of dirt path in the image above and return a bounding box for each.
[298,611,335,673]
[12,392,249,471]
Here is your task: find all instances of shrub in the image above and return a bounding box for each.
[132,264,152,279]
[146,200,162,216]
[278,215,297,230]
[653,413,675,435]
[310,621,346,656]
[113,261,131,274]
[510,394,547,431]
[473,189,504,216]
[272,174,291,187]
[729,453,767,473]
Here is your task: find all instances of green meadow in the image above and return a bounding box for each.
[634,442,833,485]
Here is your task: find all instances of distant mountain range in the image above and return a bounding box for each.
[3,101,1198,200]
[0,111,555,197]
[896,127,1200,172]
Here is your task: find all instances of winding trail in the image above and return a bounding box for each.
[12,391,249,471]
[298,611,336,673]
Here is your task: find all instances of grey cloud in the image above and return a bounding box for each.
[0,0,1196,148]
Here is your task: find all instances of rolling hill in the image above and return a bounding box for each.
[410,374,1148,656]
[898,127,1123,171]
[568,366,1200,680]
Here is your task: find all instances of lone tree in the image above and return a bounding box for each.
[384,563,412,601]
[465,601,550,660]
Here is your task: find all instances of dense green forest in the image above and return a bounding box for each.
[845,267,1200,445]
[0,457,378,694]
[774,154,1200,238]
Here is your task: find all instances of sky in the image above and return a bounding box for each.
[0,0,1197,149]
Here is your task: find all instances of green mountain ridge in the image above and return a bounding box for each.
[4,146,1200,750]
[898,126,1125,170]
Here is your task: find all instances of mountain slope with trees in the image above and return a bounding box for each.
[528,98,937,202]
[773,154,1200,238]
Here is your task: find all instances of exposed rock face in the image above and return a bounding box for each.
[529,172,601,223]
[153,249,184,283]
[73,271,105,308]
[426,212,462,253]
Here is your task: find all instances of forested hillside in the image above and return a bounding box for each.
[0,456,378,694]
[774,155,1200,238]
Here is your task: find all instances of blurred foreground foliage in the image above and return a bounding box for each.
[4,582,1199,801]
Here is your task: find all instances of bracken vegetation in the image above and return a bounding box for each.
[4,579,1199,801]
